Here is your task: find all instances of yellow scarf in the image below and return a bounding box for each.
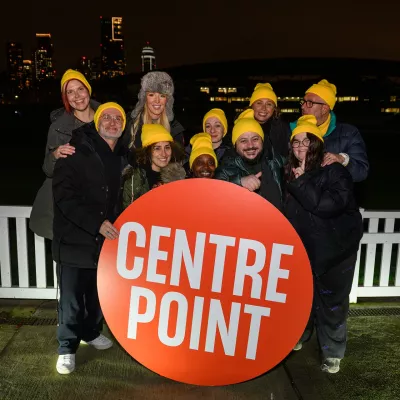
[318,114,331,136]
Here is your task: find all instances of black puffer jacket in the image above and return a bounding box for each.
[285,163,363,277]
[261,117,291,158]
[52,125,126,268]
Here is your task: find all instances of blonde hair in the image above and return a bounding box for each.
[129,103,171,149]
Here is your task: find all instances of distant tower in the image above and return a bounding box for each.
[34,33,54,82]
[100,16,126,78]
[22,60,33,88]
[77,56,91,79]
[6,42,24,89]
[141,43,156,72]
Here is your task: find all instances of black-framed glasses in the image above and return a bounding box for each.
[299,99,326,108]
[291,138,311,148]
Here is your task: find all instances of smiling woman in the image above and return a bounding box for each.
[29,69,100,240]
[124,71,185,149]
[122,124,185,209]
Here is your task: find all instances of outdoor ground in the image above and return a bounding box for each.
[0,300,399,400]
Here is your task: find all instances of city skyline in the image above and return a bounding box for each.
[1,1,400,75]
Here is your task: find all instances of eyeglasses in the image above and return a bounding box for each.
[299,99,326,108]
[291,138,311,148]
[101,114,123,124]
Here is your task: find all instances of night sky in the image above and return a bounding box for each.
[2,1,399,75]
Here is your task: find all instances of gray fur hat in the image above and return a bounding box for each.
[131,71,175,121]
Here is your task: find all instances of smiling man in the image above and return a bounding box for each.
[290,79,369,182]
[52,102,127,375]
[215,110,284,210]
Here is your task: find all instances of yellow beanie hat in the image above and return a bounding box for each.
[94,102,126,131]
[305,79,337,109]
[189,133,218,169]
[249,83,277,106]
[202,108,228,136]
[291,115,324,142]
[232,109,264,145]
[141,124,173,148]
[61,69,92,95]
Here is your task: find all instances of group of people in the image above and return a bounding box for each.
[29,68,368,377]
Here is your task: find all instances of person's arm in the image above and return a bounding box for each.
[287,165,353,219]
[214,165,242,186]
[53,155,104,236]
[42,124,74,178]
[342,127,369,182]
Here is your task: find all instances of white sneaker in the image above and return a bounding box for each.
[84,334,113,350]
[321,357,341,373]
[293,342,303,351]
[56,354,75,374]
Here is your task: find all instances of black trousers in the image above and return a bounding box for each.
[57,264,103,355]
[300,252,357,360]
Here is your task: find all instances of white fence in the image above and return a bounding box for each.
[0,206,400,303]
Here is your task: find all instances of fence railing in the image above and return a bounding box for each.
[0,206,399,302]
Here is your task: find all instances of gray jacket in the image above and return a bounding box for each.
[29,101,100,239]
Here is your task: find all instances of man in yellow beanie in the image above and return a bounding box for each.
[290,79,369,182]
[52,102,127,375]
[249,83,291,158]
[215,110,284,210]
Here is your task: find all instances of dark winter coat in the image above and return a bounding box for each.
[215,149,285,211]
[29,101,100,239]
[290,112,369,182]
[261,117,291,158]
[52,124,126,269]
[285,163,363,277]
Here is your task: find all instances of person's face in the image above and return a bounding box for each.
[251,98,275,123]
[301,93,330,125]
[151,141,172,171]
[192,154,216,178]
[291,132,310,162]
[98,108,124,141]
[204,117,224,145]
[146,92,167,119]
[235,132,263,161]
[65,79,90,111]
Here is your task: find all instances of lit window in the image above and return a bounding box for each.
[218,88,227,94]
[200,87,209,94]
[382,108,400,113]
[390,96,396,102]
[210,97,215,102]
[228,88,237,93]
[215,97,227,102]
[281,108,300,113]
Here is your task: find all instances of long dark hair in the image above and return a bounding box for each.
[135,141,184,166]
[285,134,324,182]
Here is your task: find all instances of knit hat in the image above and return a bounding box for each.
[305,79,337,109]
[61,69,92,95]
[131,71,175,121]
[232,109,264,145]
[291,115,324,142]
[94,102,126,131]
[141,124,173,148]
[202,108,228,136]
[189,133,218,169]
[249,83,277,106]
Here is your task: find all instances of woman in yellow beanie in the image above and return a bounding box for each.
[247,82,291,159]
[284,115,363,374]
[30,69,100,240]
[122,124,185,208]
[189,133,218,179]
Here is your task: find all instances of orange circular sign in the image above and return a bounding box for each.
[98,179,312,386]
